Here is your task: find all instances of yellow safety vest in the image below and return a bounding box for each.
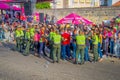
[93,35,99,45]
[53,34,61,44]
[76,35,85,45]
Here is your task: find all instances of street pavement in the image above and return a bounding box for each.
[0,42,120,80]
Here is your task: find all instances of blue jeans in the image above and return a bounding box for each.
[0,32,2,40]
[0,31,4,40]
[39,42,45,55]
[103,39,109,56]
[98,42,103,58]
[89,40,93,51]
[110,40,114,54]
[72,43,76,59]
[62,44,70,59]
[84,46,90,61]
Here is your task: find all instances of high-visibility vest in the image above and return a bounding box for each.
[20,30,24,37]
[15,30,21,38]
[93,35,99,45]
[53,34,61,44]
[76,35,85,45]
[25,32,31,39]
[30,28,35,37]
[50,32,56,41]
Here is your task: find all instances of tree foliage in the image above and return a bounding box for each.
[36,2,51,9]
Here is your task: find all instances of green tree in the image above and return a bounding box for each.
[36,2,51,9]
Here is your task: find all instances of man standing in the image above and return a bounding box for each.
[52,30,62,63]
[23,28,31,56]
[49,28,56,59]
[92,30,99,62]
[39,27,47,57]
[15,26,21,51]
[30,24,35,50]
[0,24,4,41]
[19,26,24,52]
[61,28,71,61]
[116,32,120,59]
[84,31,91,62]
[75,30,86,64]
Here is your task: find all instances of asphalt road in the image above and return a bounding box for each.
[0,43,120,80]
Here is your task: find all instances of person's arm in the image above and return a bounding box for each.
[114,33,117,43]
[100,34,103,44]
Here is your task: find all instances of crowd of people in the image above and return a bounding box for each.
[0,15,120,65]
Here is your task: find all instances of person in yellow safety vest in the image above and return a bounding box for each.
[49,28,56,59]
[92,30,99,62]
[23,28,31,56]
[30,25,35,50]
[19,26,24,52]
[15,26,21,52]
[49,28,56,41]
[75,30,86,65]
[30,25,35,37]
[52,30,62,63]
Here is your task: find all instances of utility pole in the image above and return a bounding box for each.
[31,0,37,14]
[53,0,57,23]
[53,0,57,16]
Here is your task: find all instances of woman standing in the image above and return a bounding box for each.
[34,31,40,56]
[98,30,103,62]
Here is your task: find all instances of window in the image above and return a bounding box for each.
[79,0,85,3]
[57,1,61,5]
[85,0,91,3]
[74,0,79,3]
[37,0,52,2]
[104,0,108,6]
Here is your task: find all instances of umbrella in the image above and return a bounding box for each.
[12,6,21,11]
[0,0,14,2]
[57,13,93,25]
[0,2,10,10]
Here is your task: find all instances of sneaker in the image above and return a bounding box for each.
[44,53,47,57]
[34,53,39,57]
[118,58,120,60]
[56,61,60,63]
[63,59,67,62]
[89,59,93,63]
[74,61,78,64]
[99,58,103,62]
[72,58,75,62]
[80,62,85,65]
[53,61,55,63]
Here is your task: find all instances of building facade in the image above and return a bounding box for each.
[51,0,100,9]
[100,0,120,6]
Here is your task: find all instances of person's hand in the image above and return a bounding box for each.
[88,37,91,40]
[64,38,67,41]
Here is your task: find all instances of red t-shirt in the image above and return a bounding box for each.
[40,30,46,42]
[61,32,70,45]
